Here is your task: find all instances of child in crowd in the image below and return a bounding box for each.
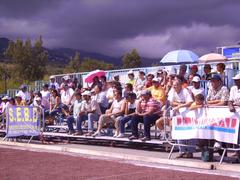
[189,94,205,110]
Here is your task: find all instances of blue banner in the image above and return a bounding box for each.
[6,106,41,138]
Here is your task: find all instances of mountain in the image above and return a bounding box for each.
[0,37,159,67]
[0,37,10,58]
[47,47,121,66]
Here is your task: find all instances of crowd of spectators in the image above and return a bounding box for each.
[0,62,239,160]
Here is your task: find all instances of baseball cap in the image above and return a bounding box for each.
[127,70,134,74]
[2,96,9,101]
[152,77,159,82]
[82,91,91,96]
[192,76,201,82]
[50,75,55,79]
[211,74,222,81]
[15,93,22,98]
[233,74,240,80]
[63,75,70,80]
[35,97,42,101]
[141,90,151,96]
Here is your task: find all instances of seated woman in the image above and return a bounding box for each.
[47,89,62,124]
[92,90,125,137]
[115,92,137,138]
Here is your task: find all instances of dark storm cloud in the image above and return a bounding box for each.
[0,0,240,58]
[0,0,63,18]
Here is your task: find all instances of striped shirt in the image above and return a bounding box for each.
[140,98,161,113]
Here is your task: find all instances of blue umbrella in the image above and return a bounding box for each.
[161,50,199,63]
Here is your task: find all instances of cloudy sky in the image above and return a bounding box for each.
[0,0,240,58]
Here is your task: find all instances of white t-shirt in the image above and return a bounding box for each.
[73,100,82,118]
[111,99,124,114]
[168,88,193,104]
[106,88,114,100]
[16,90,30,101]
[188,86,205,96]
[60,88,74,106]
[49,82,60,90]
[229,86,240,106]
[41,90,50,109]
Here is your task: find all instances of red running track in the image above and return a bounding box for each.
[0,148,237,180]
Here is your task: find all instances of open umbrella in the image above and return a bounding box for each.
[84,69,106,83]
[161,50,199,64]
[199,53,227,63]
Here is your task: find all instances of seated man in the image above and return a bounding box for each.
[187,76,205,97]
[206,74,229,106]
[75,91,101,135]
[129,90,162,141]
[229,73,240,111]
[167,79,195,158]
[92,84,109,114]
[92,90,125,137]
[147,77,166,104]
[206,74,229,156]
[65,92,82,134]
[228,73,240,158]
[60,84,74,107]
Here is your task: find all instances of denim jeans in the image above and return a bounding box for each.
[49,107,61,117]
[131,114,159,138]
[77,113,99,131]
[178,139,197,153]
[120,116,132,133]
[67,115,77,131]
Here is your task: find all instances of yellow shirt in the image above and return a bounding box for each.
[127,79,135,86]
[147,86,166,104]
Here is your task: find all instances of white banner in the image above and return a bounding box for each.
[172,106,240,144]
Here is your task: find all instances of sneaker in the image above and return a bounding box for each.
[113,133,119,138]
[116,133,124,138]
[231,152,240,158]
[74,131,83,136]
[176,153,186,158]
[68,130,75,135]
[85,131,94,136]
[141,136,151,142]
[214,142,221,149]
[184,152,193,158]
[92,131,101,137]
[128,135,138,140]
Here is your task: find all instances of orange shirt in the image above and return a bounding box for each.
[147,86,166,104]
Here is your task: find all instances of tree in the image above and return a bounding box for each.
[64,52,81,73]
[122,49,141,68]
[5,36,48,83]
[0,64,11,93]
[79,58,114,72]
